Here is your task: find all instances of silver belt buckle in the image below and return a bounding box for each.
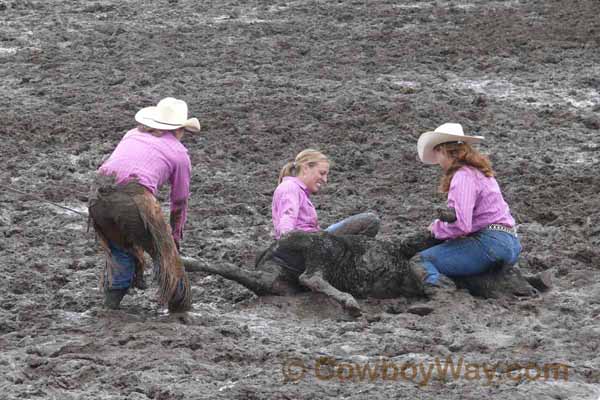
[489,224,517,237]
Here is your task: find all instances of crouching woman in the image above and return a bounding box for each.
[410,123,522,295]
[88,97,200,312]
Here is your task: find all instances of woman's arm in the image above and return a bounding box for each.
[430,168,478,240]
[275,191,301,237]
[169,156,192,244]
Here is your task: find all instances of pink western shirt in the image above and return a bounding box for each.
[98,128,191,242]
[272,176,320,239]
[431,166,515,240]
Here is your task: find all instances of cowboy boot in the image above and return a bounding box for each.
[422,274,456,298]
[132,259,147,290]
[104,287,128,309]
[168,276,192,313]
[408,255,456,298]
[133,275,147,290]
[427,274,456,291]
[133,271,147,290]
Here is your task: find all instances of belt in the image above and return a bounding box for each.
[487,224,518,236]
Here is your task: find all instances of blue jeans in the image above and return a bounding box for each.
[419,229,522,284]
[108,241,187,302]
[107,242,136,289]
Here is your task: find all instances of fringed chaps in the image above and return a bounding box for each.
[88,174,192,312]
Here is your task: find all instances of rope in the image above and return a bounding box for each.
[0,183,88,218]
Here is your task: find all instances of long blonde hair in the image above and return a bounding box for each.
[278,149,329,184]
[437,142,494,193]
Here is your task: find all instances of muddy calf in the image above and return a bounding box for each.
[183,231,545,316]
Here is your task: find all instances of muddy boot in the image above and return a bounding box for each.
[104,288,128,309]
[133,272,147,290]
[408,255,455,298]
[408,254,429,288]
[167,276,192,313]
[423,275,456,298]
[133,261,147,290]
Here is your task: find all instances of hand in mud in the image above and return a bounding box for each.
[437,207,457,223]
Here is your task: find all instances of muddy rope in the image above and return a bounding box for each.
[0,183,88,218]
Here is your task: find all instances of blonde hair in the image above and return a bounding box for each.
[437,142,494,193]
[278,149,329,184]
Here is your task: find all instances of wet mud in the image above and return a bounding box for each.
[1,0,600,399]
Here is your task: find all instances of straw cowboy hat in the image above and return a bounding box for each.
[417,123,484,164]
[135,97,201,133]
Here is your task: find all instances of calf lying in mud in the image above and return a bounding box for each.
[182,231,551,316]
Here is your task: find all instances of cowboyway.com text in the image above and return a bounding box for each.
[281,355,570,386]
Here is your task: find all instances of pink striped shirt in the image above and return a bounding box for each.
[98,128,191,242]
[272,176,320,239]
[431,166,515,240]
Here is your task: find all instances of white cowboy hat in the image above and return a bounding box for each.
[135,97,201,133]
[417,123,484,164]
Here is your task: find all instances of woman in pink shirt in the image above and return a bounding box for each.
[88,97,200,312]
[270,149,380,271]
[411,123,522,296]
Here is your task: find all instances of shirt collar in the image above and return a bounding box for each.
[283,176,310,196]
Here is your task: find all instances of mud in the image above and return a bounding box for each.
[1,0,600,399]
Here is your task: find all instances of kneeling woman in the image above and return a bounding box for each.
[412,123,521,294]
[270,149,380,271]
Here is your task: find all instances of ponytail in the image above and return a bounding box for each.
[278,162,297,184]
[277,149,329,185]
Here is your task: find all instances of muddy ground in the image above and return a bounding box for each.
[1,0,600,398]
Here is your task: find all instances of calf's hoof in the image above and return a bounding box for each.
[437,207,457,223]
[524,270,553,293]
[342,295,362,317]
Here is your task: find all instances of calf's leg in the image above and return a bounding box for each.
[454,264,539,298]
[325,212,381,237]
[299,270,362,317]
[182,257,282,296]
